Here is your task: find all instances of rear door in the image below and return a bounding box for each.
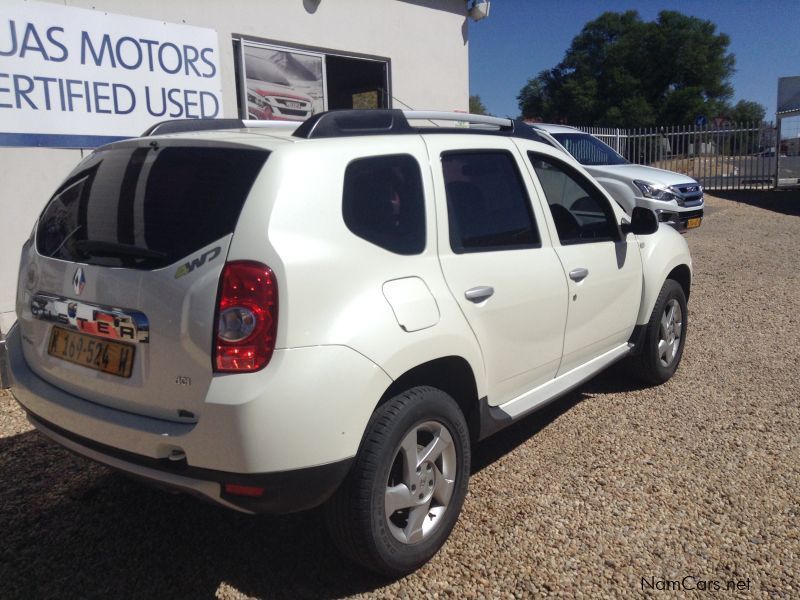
[423,135,568,406]
[16,139,269,422]
[521,147,642,374]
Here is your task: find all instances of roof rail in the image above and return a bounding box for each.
[138,112,556,146]
[291,109,554,144]
[403,111,513,129]
[292,109,413,139]
[142,118,298,137]
[142,118,245,137]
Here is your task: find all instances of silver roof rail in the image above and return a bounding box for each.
[140,112,556,145]
[403,111,513,129]
[241,120,300,130]
[143,118,300,137]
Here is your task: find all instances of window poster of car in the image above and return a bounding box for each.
[243,44,324,121]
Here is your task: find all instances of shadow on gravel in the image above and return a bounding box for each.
[712,189,800,217]
[0,431,387,599]
[0,365,642,600]
[471,390,587,474]
[471,361,639,473]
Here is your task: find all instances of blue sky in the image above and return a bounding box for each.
[468,0,800,121]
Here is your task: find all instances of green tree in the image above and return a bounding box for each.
[517,10,751,126]
[469,94,489,115]
[517,75,551,120]
[729,99,766,123]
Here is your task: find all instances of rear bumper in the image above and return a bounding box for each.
[26,411,352,514]
[6,323,391,513]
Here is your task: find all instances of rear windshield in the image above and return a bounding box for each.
[36,144,269,269]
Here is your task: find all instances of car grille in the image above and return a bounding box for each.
[670,183,704,207]
[279,107,310,116]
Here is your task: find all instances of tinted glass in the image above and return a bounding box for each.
[37,144,269,269]
[342,154,426,255]
[442,152,539,253]
[552,133,628,166]
[528,152,619,245]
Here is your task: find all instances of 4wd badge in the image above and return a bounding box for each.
[175,246,222,279]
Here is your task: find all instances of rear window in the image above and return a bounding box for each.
[342,154,426,255]
[36,144,269,269]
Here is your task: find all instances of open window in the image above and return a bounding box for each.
[234,39,389,121]
[527,152,619,245]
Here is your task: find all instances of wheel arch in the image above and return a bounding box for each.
[378,356,482,442]
[667,263,691,301]
[636,226,693,325]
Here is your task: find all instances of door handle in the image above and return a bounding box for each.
[465,286,495,303]
[569,268,589,282]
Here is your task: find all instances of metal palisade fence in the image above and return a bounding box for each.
[578,122,798,191]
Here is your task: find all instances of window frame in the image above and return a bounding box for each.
[441,149,542,255]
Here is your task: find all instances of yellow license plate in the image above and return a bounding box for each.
[47,326,135,378]
[686,217,702,229]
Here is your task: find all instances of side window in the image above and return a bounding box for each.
[342,154,425,255]
[442,151,540,253]
[527,152,619,245]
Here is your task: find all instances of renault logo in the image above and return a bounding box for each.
[72,267,86,296]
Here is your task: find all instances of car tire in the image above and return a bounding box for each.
[630,279,688,385]
[324,386,470,576]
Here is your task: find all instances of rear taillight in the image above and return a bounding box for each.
[223,483,265,497]
[213,261,277,373]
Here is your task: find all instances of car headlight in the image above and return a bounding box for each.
[633,180,680,202]
[247,92,269,109]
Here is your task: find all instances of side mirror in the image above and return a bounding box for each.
[621,207,658,236]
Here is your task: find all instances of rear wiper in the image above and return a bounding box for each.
[49,225,82,257]
[74,240,166,259]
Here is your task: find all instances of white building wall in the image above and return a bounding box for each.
[0,0,469,334]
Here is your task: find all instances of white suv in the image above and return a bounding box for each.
[532,123,704,231]
[5,110,692,576]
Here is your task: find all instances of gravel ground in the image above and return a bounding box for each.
[1,191,798,599]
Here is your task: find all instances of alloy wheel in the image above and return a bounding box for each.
[384,420,457,544]
[657,298,683,367]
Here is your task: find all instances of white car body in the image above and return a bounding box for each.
[533,123,704,230]
[4,110,693,574]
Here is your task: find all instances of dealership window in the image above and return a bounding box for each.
[234,39,389,121]
[326,55,388,110]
